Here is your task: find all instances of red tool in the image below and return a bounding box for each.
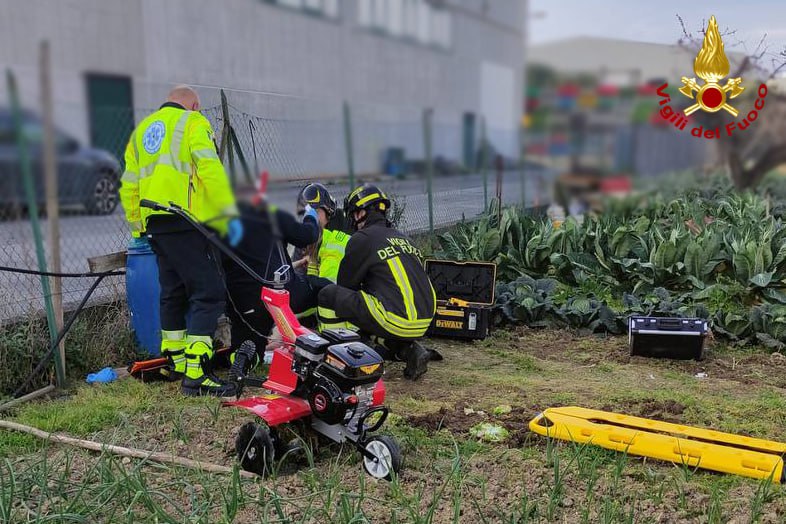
[223,286,396,479]
[137,199,401,480]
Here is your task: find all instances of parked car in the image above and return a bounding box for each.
[0,108,121,215]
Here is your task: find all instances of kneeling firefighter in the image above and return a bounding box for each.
[317,184,436,380]
[296,183,350,284]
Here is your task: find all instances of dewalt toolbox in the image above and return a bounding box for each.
[425,259,497,340]
[629,316,708,360]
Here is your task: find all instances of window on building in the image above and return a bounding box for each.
[431,9,451,48]
[266,0,340,19]
[358,0,451,49]
[387,0,403,36]
[403,0,419,39]
[371,0,387,29]
[416,1,431,44]
[323,0,338,17]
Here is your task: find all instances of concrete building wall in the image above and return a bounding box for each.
[0,0,525,174]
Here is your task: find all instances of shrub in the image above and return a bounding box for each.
[435,185,786,348]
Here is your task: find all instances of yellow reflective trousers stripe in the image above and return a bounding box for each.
[317,305,356,331]
[361,292,430,339]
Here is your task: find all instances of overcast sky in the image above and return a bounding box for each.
[530,0,786,64]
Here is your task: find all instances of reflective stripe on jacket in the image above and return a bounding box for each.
[307,228,350,282]
[336,212,436,334]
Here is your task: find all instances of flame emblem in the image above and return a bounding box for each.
[678,16,744,116]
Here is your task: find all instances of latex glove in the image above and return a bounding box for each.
[303,204,319,223]
[86,367,117,384]
[128,236,149,250]
[228,218,244,247]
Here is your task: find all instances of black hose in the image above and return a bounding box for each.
[12,274,109,398]
[140,199,288,287]
[0,266,124,278]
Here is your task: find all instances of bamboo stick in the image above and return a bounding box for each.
[0,385,55,413]
[0,420,256,479]
[40,40,66,378]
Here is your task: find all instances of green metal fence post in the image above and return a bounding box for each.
[343,101,355,189]
[220,89,236,187]
[423,108,434,237]
[480,117,488,211]
[6,69,65,387]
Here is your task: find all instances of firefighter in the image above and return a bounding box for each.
[317,184,436,380]
[119,85,240,397]
[294,183,350,282]
[223,194,325,361]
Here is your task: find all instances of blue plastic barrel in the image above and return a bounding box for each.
[126,237,161,355]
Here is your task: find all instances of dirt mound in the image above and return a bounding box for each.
[407,404,538,447]
[605,398,686,423]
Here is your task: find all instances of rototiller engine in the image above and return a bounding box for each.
[138,199,402,480]
[226,287,401,480]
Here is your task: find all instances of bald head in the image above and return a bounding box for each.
[167,85,200,111]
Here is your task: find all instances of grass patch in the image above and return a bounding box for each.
[14,380,156,436]
[0,327,784,521]
[0,302,138,397]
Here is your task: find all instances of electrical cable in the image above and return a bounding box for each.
[11,274,110,398]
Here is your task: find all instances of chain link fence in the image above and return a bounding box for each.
[0,82,546,324]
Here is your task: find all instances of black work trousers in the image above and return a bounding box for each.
[148,230,225,337]
[317,284,390,338]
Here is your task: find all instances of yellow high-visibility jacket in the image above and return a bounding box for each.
[119,105,237,236]
[307,228,350,282]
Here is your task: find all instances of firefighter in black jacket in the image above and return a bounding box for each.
[318,184,436,380]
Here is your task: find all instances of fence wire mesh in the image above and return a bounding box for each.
[0,84,542,324]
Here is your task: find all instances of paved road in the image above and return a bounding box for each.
[0,170,552,321]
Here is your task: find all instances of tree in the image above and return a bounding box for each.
[678,15,786,190]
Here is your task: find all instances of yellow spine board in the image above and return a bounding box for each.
[529,406,785,483]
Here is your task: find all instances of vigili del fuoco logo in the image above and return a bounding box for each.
[657,15,768,139]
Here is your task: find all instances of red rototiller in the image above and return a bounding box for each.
[134,200,402,480]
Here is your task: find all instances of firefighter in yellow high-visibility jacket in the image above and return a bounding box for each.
[120,85,240,397]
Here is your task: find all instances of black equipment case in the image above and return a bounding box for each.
[425,260,497,340]
[629,316,708,360]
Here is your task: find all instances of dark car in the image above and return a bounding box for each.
[0,109,121,215]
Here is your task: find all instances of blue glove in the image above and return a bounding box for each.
[86,367,117,384]
[128,236,149,250]
[303,204,319,223]
[228,218,244,247]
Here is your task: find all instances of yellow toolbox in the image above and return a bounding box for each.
[425,260,497,340]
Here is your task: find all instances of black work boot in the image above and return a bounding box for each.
[228,340,261,395]
[403,341,430,381]
[228,340,260,383]
[181,373,237,397]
